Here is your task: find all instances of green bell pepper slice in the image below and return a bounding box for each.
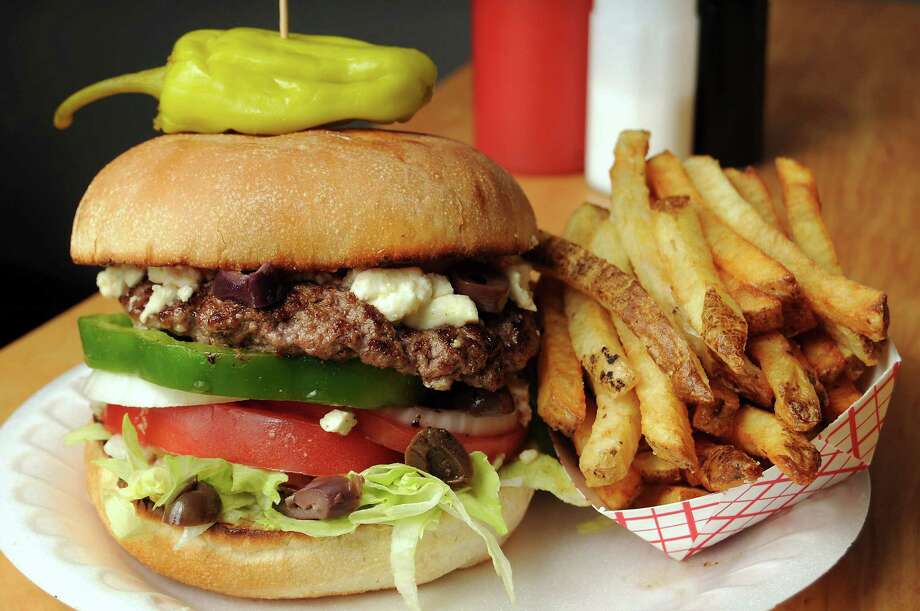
[78,314,425,408]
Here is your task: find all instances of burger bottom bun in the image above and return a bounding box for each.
[85,442,534,599]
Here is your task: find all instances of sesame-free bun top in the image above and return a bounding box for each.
[70,129,538,270]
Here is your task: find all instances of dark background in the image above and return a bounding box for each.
[0,1,470,346]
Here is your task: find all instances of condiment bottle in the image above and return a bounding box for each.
[473,0,591,175]
[585,0,699,192]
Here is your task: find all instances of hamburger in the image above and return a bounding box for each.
[65,128,582,606]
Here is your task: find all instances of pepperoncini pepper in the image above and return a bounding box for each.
[54,28,437,134]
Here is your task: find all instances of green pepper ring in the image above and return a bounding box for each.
[78,314,426,408]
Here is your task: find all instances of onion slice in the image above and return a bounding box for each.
[378,405,520,437]
[83,369,243,407]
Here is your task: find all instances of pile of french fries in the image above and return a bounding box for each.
[528,130,889,509]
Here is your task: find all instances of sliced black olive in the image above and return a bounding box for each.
[404,427,473,488]
[278,475,363,520]
[429,385,515,416]
[213,263,287,308]
[162,481,221,527]
[449,262,510,313]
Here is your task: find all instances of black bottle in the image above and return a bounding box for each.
[693,0,769,166]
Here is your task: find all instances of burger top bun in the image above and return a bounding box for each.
[71,129,538,271]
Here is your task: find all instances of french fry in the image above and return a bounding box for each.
[775,158,838,268]
[572,398,643,509]
[565,289,636,397]
[650,196,749,373]
[789,341,830,422]
[592,465,644,510]
[799,329,847,386]
[578,390,642,487]
[572,395,595,455]
[781,292,819,337]
[730,405,821,485]
[775,157,880,367]
[683,156,888,342]
[574,206,698,470]
[526,232,714,407]
[536,279,587,437]
[614,317,698,469]
[647,152,798,304]
[633,485,708,508]
[634,451,682,484]
[718,267,784,336]
[686,437,763,492]
[608,132,712,389]
[825,379,863,421]
[692,379,741,437]
[749,333,822,432]
[562,206,637,399]
[725,166,783,229]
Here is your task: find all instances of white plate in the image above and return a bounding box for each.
[0,366,870,611]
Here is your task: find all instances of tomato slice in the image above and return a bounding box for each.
[103,402,401,476]
[356,410,527,461]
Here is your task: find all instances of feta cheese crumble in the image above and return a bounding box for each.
[96,265,144,299]
[139,266,201,323]
[346,267,479,330]
[319,409,358,436]
[503,259,537,312]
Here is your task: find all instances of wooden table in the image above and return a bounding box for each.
[2,1,918,608]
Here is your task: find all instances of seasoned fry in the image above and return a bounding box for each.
[683,156,888,342]
[692,379,741,437]
[647,151,798,303]
[718,267,784,335]
[578,389,642,487]
[775,157,838,268]
[613,316,697,469]
[592,465,644,510]
[575,209,698,470]
[609,132,711,386]
[730,405,821,485]
[781,291,819,337]
[775,157,880,367]
[725,166,783,229]
[535,279,587,437]
[565,289,636,397]
[634,451,682,484]
[799,329,847,386]
[686,437,763,492]
[526,232,714,407]
[749,333,822,432]
[650,196,749,372]
[562,206,637,399]
[572,395,595,455]
[825,379,863,421]
[633,485,708,508]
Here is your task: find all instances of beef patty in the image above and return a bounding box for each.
[121,281,540,391]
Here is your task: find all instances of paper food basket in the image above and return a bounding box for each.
[555,342,901,560]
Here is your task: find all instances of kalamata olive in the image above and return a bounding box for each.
[213,263,287,308]
[404,427,473,488]
[278,475,364,520]
[449,262,510,313]
[162,481,221,526]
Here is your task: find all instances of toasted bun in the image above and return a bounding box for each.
[85,442,533,599]
[71,129,537,271]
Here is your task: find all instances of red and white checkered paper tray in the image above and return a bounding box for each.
[554,341,901,561]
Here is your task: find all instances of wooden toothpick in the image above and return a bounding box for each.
[279,0,289,38]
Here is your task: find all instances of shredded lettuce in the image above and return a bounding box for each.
[86,415,513,610]
[499,452,590,507]
[63,422,112,445]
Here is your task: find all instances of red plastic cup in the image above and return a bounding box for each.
[472,0,590,175]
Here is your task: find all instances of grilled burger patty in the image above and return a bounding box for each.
[121,281,540,391]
